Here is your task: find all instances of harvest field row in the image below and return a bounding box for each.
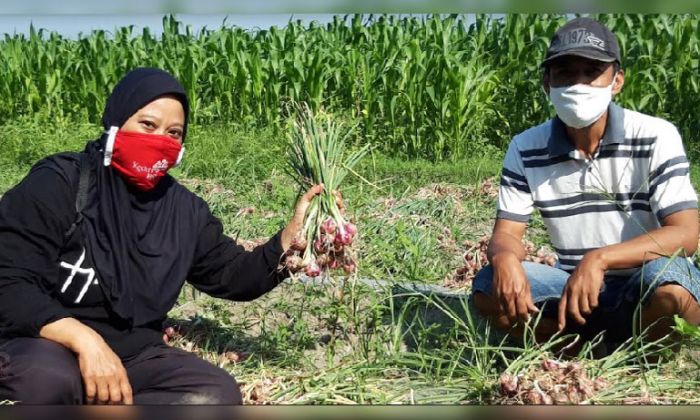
[1,14,699,160]
[2,121,700,404]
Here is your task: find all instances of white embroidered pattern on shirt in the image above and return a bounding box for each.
[59,247,99,303]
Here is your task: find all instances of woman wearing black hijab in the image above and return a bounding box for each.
[0,68,321,405]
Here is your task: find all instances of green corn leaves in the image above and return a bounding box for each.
[0,14,698,160]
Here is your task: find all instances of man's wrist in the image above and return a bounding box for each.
[584,248,609,271]
[490,252,520,267]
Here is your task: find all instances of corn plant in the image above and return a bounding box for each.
[1,14,698,160]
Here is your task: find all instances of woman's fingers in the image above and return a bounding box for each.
[301,184,324,206]
[78,346,132,405]
[84,379,97,404]
[108,377,123,404]
[293,184,324,219]
[333,190,345,212]
[121,374,134,405]
[282,184,325,251]
[119,371,133,405]
[96,378,111,404]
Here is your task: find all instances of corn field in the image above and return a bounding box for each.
[1,14,698,160]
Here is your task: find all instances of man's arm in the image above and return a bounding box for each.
[487,219,539,323]
[590,209,698,270]
[560,119,698,329]
[488,219,528,264]
[484,134,539,323]
[558,209,698,329]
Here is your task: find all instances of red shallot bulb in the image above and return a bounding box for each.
[321,218,336,235]
[305,262,321,277]
[344,222,357,238]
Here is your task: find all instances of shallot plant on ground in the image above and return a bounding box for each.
[282,104,370,278]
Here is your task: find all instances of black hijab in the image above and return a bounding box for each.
[77,68,203,326]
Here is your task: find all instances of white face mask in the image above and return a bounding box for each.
[549,75,616,129]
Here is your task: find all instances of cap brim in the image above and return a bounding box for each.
[541,49,617,67]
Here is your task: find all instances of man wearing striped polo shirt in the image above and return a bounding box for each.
[471,17,700,349]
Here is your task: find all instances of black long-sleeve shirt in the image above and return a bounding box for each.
[0,163,286,359]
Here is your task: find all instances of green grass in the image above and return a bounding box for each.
[2,120,700,404]
[0,120,503,283]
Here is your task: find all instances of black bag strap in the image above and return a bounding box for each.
[64,153,91,239]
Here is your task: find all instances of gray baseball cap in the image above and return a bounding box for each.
[542,17,621,66]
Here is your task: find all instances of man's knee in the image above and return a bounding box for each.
[0,338,83,404]
[650,283,697,315]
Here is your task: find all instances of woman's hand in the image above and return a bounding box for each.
[75,334,133,405]
[40,318,133,405]
[280,184,325,251]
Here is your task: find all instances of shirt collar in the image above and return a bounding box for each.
[547,102,625,157]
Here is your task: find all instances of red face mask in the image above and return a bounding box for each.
[103,126,185,191]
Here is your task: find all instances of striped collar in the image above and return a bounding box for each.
[548,102,626,157]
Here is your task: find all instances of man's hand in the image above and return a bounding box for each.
[558,251,606,330]
[492,253,539,324]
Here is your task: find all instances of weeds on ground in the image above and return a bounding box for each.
[165,269,700,405]
[2,122,700,404]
